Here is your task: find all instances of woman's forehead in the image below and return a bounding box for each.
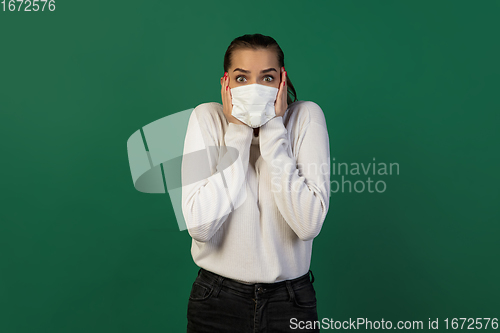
[230,48,279,71]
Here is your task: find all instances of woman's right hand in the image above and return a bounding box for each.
[220,72,247,126]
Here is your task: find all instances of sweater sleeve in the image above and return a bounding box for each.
[258,101,331,241]
[181,104,253,242]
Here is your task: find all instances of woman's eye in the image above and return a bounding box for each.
[235,75,273,83]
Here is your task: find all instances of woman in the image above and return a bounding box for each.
[181,33,331,333]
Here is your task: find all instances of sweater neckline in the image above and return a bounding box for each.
[251,131,259,145]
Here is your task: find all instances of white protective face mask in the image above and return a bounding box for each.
[230,83,279,128]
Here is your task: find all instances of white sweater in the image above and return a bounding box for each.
[181,100,331,283]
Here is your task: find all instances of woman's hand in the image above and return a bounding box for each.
[274,67,288,118]
[221,72,247,126]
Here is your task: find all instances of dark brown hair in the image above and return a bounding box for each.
[223,33,298,106]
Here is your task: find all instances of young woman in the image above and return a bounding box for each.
[182,33,331,333]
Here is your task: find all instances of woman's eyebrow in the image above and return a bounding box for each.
[233,68,277,74]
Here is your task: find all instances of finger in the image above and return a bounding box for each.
[284,72,288,102]
[276,73,283,102]
[222,73,228,105]
[226,75,232,113]
[277,82,283,103]
[223,74,229,111]
[221,73,225,96]
[279,71,286,100]
[283,72,288,107]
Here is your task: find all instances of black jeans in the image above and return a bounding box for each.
[187,268,319,333]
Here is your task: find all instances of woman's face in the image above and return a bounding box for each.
[226,48,281,89]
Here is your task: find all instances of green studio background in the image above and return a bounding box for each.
[1,1,499,332]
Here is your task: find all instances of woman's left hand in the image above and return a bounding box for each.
[274,67,288,118]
